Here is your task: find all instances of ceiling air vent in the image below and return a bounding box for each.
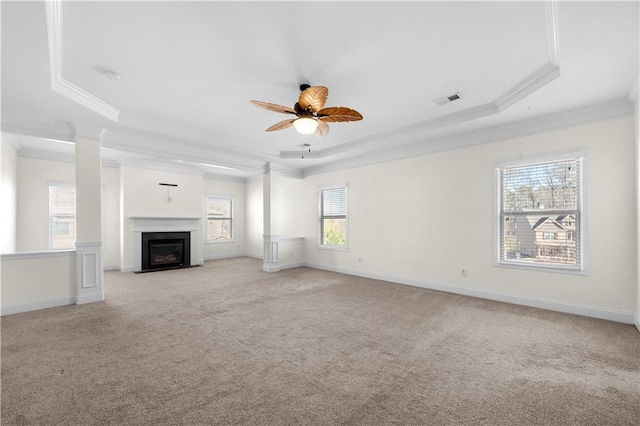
[434,92,461,106]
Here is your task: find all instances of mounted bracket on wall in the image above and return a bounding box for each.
[159,183,178,203]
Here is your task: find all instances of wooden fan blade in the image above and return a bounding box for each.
[251,100,296,115]
[265,119,295,132]
[298,86,328,113]
[317,106,363,123]
[315,120,329,138]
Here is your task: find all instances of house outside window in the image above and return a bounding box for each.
[497,151,583,271]
[49,184,76,250]
[206,196,233,242]
[318,186,347,249]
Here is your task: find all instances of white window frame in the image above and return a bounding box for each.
[494,148,587,274]
[205,195,234,243]
[317,184,348,251]
[48,182,76,250]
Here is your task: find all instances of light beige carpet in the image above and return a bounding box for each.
[2,257,639,425]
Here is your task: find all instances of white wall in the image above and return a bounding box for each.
[120,165,204,271]
[202,176,246,260]
[278,175,305,267]
[1,251,76,315]
[16,157,75,252]
[103,166,121,269]
[279,175,305,237]
[301,116,637,321]
[245,173,306,267]
[0,135,18,253]
[14,157,121,265]
[245,178,263,258]
[635,105,640,331]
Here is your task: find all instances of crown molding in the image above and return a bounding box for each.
[118,111,277,163]
[302,99,634,177]
[203,172,247,183]
[1,132,21,151]
[45,0,119,122]
[18,147,75,164]
[118,157,204,177]
[16,147,118,168]
[268,163,303,179]
[1,113,75,142]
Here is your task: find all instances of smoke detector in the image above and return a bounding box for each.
[434,92,461,106]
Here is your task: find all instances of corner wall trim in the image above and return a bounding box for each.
[1,296,74,316]
[635,315,640,334]
[304,262,635,325]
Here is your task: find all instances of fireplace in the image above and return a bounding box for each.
[141,232,191,272]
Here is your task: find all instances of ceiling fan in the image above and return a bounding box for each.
[250,84,363,138]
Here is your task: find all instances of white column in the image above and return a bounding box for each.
[263,163,280,272]
[73,124,105,304]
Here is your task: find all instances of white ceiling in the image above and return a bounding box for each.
[2,1,638,179]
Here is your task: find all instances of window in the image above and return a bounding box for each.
[49,184,76,250]
[206,196,233,242]
[497,153,582,270]
[319,186,347,249]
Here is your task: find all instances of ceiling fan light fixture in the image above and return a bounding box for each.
[293,117,318,135]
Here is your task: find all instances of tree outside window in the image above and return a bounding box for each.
[498,155,582,270]
[319,187,347,248]
[207,196,233,242]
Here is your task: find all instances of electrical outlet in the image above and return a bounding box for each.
[460,268,468,278]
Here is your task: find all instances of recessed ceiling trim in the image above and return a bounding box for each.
[495,64,561,111]
[278,1,562,162]
[282,58,561,161]
[287,102,500,160]
[545,0,561,65]
[302,99,634,178]
[45,0,120,122]
[119,111,278,162]
[279,151,321,159]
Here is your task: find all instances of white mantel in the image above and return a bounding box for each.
[130,217,202,272]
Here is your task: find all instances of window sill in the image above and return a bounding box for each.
[495,261,588,275]
[317,245,348,252]
[206,239,235,245]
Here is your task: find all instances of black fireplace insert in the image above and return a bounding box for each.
[141,232,191,272]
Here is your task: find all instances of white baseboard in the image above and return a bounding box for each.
[279,261,305,270]
[203,253,245,261]
[245,252,263,260]
[635,315,640,333]
[304,262,635,325]
[76,292,104,305]
[119,267,133,273]
[1,296,74,316]
[103,265,120,271]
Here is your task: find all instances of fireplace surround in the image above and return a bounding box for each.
[130,217,201,273]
